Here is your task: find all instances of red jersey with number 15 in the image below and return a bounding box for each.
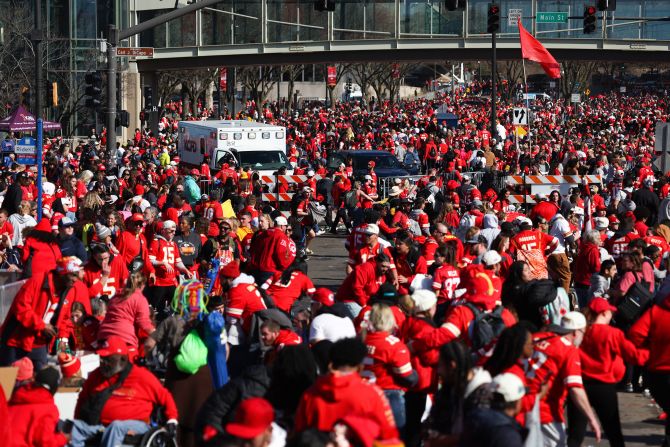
[149,237,182,286]
[362,331,413,391]
[83,256,129,299]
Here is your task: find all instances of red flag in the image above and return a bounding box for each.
[518,20,561,79]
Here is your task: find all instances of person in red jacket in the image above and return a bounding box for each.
[71,336,178,447]
[220,262,267,340]
[247,216,296,285]
[392,232,428,295]
[568,298,648,447]
[411,264,515,355]
[21,218,62,276]
[0,268,76,370]
[335,255,393,319]
[294,337,399,440]
[629,292,670,445]
[8,366,67,447]
[115,213,154,280]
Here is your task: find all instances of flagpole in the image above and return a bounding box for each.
[522,57,531,151]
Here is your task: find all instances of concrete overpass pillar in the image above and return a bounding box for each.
[125,62,142,140]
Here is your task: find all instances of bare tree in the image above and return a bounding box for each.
[350,63,386,107]
[495,61,524,102]
[237,66,280,107]
[281,64,304,112]
[179,69,218,118]
[383,63,413,104]
[560,61,599,99]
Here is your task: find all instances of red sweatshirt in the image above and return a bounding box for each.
[8,385,67,447]
[399,316,440,393]
[629,299,670,372]
[75,365,178,425]
[335,261,386,307]
[294,371,399,440]
[580,323,648,383]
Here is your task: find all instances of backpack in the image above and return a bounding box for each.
[429,147,437,158]
[464,302,506,351]
[615,272,653,329]
[344,190,358,209]
[407,219,422,237]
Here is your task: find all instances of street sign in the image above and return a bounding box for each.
[571,94,581,103]
[512,108,528,126]
[620,86,627,93]
[549,81,556,88]
[116,47,154,57]
[536,12,568,23]
[508,9,523,27]
[14,136,36,165]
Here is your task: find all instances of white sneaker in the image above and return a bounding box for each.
[305,248,314,255]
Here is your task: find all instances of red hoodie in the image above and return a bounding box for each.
[580,323,648,383]
[8,385,67,447]
[400,316,440,393]
[629,298,670,372]
[75,365,178,425]
[294,371,399,439]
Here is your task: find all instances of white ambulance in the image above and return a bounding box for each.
[177,120,290,176]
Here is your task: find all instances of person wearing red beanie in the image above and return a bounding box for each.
[21,218,62,276]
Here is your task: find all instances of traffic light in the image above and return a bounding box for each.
[143,86,154,109]
[84,72,102,109]
[583,5,597,34]
[597,0,616,11]
[487,4,500,34]
[445,0,466,11]
[314,0,335,12]
[45,80,58,107]
[116,110,130,128]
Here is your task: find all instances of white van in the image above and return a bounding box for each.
[177,120,290,176]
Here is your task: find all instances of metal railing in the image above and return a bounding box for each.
[0,278,27,325]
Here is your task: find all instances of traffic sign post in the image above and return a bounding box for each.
[654,122,670,174]
[36,119,43,220]
[513,108,528,126]
[14,136,37,165]
[571,94,581,103]
[537,11,568,23]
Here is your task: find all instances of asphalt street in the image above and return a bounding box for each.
[308,233,666,446]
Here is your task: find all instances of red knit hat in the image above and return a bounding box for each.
[12,357,34,381]
[58,352,81,378]
[34,218,52,233]
[219,262,241,279]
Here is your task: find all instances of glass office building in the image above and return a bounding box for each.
[134,0,670,48]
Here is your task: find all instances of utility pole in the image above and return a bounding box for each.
[106,25,118,162]
[104,0,227,162]
[33,0,43,117]
[491,30,497,139]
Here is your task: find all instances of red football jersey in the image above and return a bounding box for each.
[362,331,413,390]
[83,256,129,299]
[526,332,584,424]
[265,271,316,313]
[149,238,182,286]
[432,264,461,303]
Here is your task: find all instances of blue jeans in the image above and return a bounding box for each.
[0,345,48,370]
[384,389,406,431]
[70,419,150,447]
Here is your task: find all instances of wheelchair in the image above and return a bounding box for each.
[82,424,178,447]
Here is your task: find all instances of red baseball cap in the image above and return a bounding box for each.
[225,397,274,439]
[97,336,129,357]
[312,288,335,307]
[190,168,200,176]
[588,297,617,314]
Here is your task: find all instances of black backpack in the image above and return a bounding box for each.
[344,190,358,209]
[429,147,437,157]
[615,272,653,329]
[464,302,506,351]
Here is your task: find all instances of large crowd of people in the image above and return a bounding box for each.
[0,86,669,447]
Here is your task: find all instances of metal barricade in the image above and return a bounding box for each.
[0,278,27,325]
[378,175,425,199]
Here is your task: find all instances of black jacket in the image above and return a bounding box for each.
[195,364,271,440]
[459,407,528,447]
[3,182,23,216]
